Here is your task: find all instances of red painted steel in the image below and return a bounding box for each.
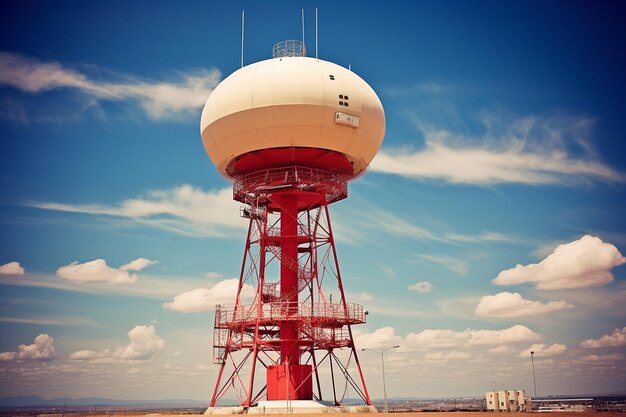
[209,164,371,409]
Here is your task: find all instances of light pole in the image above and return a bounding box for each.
[530,350,537,399]
[362,345,400,412]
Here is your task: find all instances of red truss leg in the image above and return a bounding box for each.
[209,166,371,409]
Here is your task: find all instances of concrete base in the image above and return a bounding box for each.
[204,406,245,415]
[204,401,377,414]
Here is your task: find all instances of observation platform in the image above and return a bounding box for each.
[233,165,348,207]
[215,301,365,328]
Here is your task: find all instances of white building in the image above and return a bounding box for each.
[486,390,530,412]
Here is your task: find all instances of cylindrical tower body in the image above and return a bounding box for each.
[202,41,385,410]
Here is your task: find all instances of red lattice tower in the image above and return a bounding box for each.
[200,41,385,410]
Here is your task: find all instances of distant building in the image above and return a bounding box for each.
[486,390,530,412]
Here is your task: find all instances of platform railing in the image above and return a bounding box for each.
[272,40,306,58]
[214,301,365,328]
[233,166,348,204]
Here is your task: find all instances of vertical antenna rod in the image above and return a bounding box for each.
[301,9,306,55]
[241,10,245,68]
[315,8,318,59]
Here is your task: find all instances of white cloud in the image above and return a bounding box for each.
[0,334,56,362]
[119,258,158,271]
[474,292,573,317]
[370,115,624,185]
[356,292,373,302]
[0,261,25,275]
[492,235,625,289]
[444,231,516,244]
[404,325,541,350]
[32,185,243,238]
[162,278,255,313]
[0,52,221,121]
[417,254,467,274]
[576,353,623,363]
[69,325,164,362]
[355,327,402,350]
[56,257,157,284]
[408,281,433,293]
[425,351,470,360]
[467,325,542,346]
[581,327,626,348]
[489,345,512,354]
[520,343,567,357]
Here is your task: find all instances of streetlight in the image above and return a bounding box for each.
[530,351,537,399]
[362,345,400,413]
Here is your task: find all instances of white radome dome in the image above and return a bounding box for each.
[200,56,385,179]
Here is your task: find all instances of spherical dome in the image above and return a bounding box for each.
[200,56,385,180]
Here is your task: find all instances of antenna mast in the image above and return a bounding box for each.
[301,9,306,55]
[241,10,245,68]
[315,8,318,59]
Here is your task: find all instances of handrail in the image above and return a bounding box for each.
[215,301,365,327]
[272,40,306,58]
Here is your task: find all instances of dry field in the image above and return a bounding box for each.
[66,413,624,417]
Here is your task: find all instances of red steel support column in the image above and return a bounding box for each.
[280,193,299,365]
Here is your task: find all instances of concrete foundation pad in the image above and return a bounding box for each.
[205,401,377,414]
[204,406,245,415]
[249,400,377,414]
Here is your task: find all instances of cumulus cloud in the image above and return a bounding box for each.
[492,235,625,289]
[355,327,402,350]
[474,292,573,317]
[581,327,626,348]
[56,257,157,284]
[0,261,25,275]
[358,325,540,352]
[0,52,221,121]
[0,334,56,362]
[467,325,542,346]
[69,325,164,362]
[162,278,255,313]
[31,185,243,238]
[408,281,433,293]
[520,343,567,357]
[370,115,624,185]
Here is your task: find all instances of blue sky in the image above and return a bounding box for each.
[1,0,625,401]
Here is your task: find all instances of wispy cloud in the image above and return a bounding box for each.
[383,80,452,97]
[0,316,93,326]
[29,185,244,238]
[334,203,514,247]
[408,281,433,293]
[370,114,624,185]
[0,270,220,300]
[416,254,468,275]
[520,343,567,357]
[0,52,220,121]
